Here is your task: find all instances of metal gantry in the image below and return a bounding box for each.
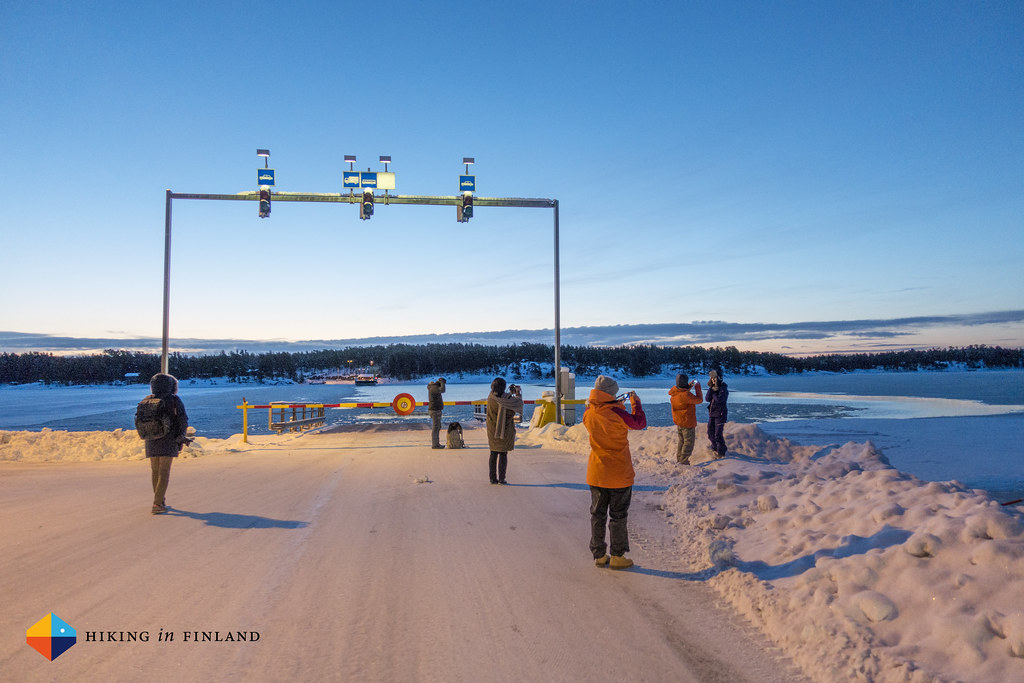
[160,190,566,422]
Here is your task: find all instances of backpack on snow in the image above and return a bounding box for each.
[135,396,174,441]
[446,422,465,449]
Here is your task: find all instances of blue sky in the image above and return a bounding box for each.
[2,1,1022,355]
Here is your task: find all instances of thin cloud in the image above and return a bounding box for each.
[2,310,1021,355]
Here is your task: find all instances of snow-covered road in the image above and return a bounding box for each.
[2,428,804,682]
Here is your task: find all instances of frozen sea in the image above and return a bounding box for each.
[1,369,1022,500]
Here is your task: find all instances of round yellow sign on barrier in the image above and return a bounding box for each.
[392,393,416,416]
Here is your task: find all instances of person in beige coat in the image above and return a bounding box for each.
[486,377,524,485]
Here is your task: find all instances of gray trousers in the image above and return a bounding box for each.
[429,410,443,447]
[589,485,632,558]
[675,426,695,463]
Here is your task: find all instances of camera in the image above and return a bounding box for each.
[508,384,520,393]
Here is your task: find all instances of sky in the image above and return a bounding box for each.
[2,1,1022,355]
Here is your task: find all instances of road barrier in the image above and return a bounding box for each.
[236,394,587,443]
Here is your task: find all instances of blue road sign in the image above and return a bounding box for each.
[460,175,476,192]
[343,171,361,189]
[257,169,276,186]
[360,172,378,189]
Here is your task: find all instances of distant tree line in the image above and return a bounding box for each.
[1,344,1021,386]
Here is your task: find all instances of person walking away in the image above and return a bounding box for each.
[486,378,524,484]
[583,375,647,569]
[427,377,447,449]
[705,368,729,458]
[136,373,190,515]
[669,373,703,464]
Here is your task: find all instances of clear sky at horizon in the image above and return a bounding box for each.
[2,1,1022,354]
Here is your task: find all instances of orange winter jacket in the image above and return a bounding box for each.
[584,388,647,489]
[669,383,703,429]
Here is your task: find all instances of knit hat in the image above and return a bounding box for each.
[709,369,720,382]
[676,373,689,389]
[594,375,619,396]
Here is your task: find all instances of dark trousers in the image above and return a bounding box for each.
[707,417,727,456]
[429,410,443,447]
[489,451,508,483]
[589,485,632,558]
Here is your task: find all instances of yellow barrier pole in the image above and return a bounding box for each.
[241,398,249,444]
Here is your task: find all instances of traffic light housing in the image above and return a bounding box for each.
[460,192,473,222]
[258,187,271,218]
[361,189,374,219]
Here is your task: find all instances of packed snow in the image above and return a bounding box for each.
[2,417,1023,681]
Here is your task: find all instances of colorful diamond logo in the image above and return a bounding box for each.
[26,612,77,661]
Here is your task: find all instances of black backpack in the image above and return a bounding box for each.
[135,396,174,441]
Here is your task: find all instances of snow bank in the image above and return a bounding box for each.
[0,429,302,462]
[520,421,1024,682]
[3,422,1023,681]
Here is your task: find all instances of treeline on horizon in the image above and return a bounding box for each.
[1,343,1021,386]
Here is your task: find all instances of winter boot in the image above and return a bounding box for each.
[609,555,634,570]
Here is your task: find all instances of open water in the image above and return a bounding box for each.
[1,369,1022,499]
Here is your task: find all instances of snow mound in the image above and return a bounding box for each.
[524,420,1024,682]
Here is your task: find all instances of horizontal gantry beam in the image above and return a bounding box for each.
[169,191,555,209]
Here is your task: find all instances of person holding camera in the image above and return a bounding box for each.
[486,378,524,485]
[584,375,647,569]
[706,368,729,458]
[427,377,447,449]
[139,373,190,515]
[669,373,703,465]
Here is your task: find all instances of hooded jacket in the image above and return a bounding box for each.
[669,383,703,429]
[143,373,189,458]
[583,388,647,489]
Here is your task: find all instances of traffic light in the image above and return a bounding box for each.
[461,192,473,222]
[259,187,271,218]
[361,189,374,219]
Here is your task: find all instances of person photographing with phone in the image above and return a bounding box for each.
[669,373,703,465]
[583,375,647,569]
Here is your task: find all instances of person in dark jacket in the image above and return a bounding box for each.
[427,377,447,448]
[143,373,189,514]
[486,377,524,484]
[705,368,729,458]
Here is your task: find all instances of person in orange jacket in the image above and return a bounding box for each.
[669,373,703,465]
[583,375,647,570]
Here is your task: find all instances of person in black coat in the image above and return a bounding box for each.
[143,373,189,514]
[705,368,729,458]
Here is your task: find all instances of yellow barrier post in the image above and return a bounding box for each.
[241,398,249,444]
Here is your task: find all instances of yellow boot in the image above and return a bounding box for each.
[609,555,633,570]
[594,555,610,567]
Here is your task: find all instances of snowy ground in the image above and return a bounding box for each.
[2,419,1023,681]
[1,426,804,683]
